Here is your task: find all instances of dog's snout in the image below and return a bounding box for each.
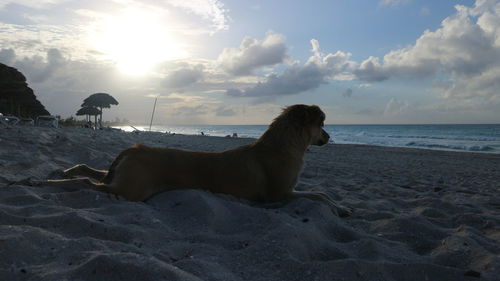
[314,129,329,146]
[322,129,330,140]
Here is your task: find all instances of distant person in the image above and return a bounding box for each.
[84,121,93,129]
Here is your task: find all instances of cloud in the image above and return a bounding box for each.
[0,22,90,60]
[1,48,67,84]
[353,0,500,110]
[384,98,410,115]
[0,0,229,31]
[162,64,205,89]
[226,63,327,100]
[342,88,353,98]
[0,0,229,63]
[215,106,237,116]
[379,0,411,7]
[355,0,500,85]
[166,0,229,31]
[0,45,261,122]
[0,47,148,118]
[0,1,65,9]
[150,103,282,125]
[171,104,209,116]
[226,39,355,102]
[218,32,288,76]
[358,83,372,88]
[435,65,500,101]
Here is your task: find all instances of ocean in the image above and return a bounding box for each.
[116,124,500,154]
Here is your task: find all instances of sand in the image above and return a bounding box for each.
[0,125,499,281]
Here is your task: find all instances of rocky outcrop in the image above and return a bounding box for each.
[0,63,50,118]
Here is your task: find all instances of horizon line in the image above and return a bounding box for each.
[121,123,500,127]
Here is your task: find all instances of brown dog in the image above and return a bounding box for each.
[52,104,350,216]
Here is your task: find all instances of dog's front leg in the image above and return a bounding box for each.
[290,190,351,217]
[63,164,108,181]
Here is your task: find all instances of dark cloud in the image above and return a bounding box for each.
[227,63,327,99]
[13,48,66,83]
[172,105,209,116]
[162,65,204,89]
[218,32,287,76]
[342,88,353,98]
[215,106,236,116]
[354,57,389,82]
[226,40,354,102]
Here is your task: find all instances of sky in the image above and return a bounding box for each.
[1,0,499,125]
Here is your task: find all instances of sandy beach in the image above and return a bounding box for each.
[1,125,499,281]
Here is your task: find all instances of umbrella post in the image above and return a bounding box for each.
[149,96,158,132]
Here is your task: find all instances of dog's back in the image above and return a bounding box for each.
[102,143,272,201]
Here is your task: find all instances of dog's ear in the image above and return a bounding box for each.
[286,104,325,125]
[305,105,325,125]
[286,104,309,124]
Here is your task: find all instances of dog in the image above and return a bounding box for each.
[51,104,350,216]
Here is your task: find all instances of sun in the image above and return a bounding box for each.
[90,8,188,75]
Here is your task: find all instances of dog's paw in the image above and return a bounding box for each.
[62,164,88,178]
[62,168,77,178]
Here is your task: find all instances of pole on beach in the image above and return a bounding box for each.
[149,96,158,131]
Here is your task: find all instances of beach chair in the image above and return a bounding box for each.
[19,118,35,126]
[0,114,6,126]
[36,115,59,128]
[0,115,20,126]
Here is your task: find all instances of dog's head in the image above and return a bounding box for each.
[282,104,330,146]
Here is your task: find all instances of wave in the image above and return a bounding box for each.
[121,124,500,154]
[334,138,497,152]
[332,132,499,142]
[387,135,499,142]
[405,141,495,152]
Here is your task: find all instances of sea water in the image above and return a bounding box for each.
[116,124,500,154]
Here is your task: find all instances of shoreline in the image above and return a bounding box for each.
[113,124,500,155]
[1,126,499,280]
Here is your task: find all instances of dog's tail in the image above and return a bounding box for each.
[101,144,147,184]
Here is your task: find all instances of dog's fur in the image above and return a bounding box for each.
[51,104,350,216]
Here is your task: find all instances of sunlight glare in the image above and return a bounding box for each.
[91,8,187,75]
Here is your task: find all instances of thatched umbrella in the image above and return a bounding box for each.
[81,93,118,128]
[76,106,101,128]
